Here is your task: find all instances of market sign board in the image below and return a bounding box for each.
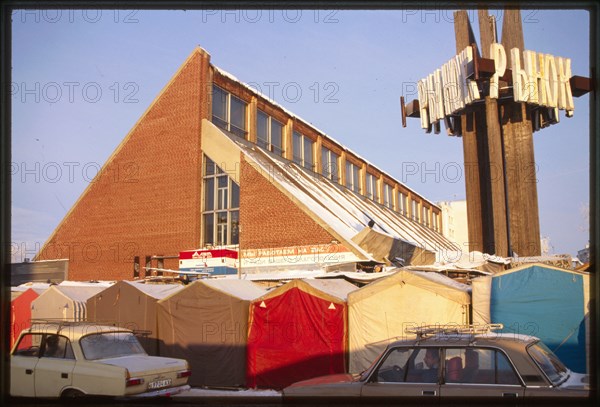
[416,43,575,130]
[178,244,362,274]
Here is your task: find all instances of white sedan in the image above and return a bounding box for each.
[11,321,191,399]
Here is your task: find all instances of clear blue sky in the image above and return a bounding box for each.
[11,8,590,262]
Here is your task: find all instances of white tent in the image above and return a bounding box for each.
[471,276,492,325]
[31,285,107,321]
[348,269,471,373]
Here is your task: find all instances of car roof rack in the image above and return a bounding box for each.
[29,319,121,332]
[405,324,504,340]
[29,319,151,336]
[30,318,100,326]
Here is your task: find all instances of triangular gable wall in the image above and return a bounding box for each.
[36,48,211,281]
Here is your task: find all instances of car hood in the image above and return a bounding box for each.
[286,373,359,388]
[559,371,590,390]
[97,355,187,375]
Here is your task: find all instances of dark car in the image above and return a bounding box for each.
[283,325,590,402]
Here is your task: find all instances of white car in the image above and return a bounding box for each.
[10,321,191,399]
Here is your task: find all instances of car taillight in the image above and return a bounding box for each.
[125,370,145,387]
[126,377,144,387]
[177,369,192,379]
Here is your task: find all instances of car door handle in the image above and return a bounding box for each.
[502,392,518,397]
[422,390,436,396]
[25,369,33,375]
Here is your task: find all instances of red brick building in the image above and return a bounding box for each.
[36,47,455,281]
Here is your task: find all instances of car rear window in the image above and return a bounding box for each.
[80,332,147,360]
[527,341,569,386]
[444,347,521,385]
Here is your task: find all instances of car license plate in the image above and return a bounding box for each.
[148,379,172,389]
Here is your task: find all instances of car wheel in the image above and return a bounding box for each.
[61,389,85,399]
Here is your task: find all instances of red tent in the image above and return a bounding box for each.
[10,288,40,349]
[247,279,356,389]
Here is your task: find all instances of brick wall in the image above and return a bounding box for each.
[37,49,211,281]
[239,156,336,249]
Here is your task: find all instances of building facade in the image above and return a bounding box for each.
[36,47,454,281]
[438,200,470,253]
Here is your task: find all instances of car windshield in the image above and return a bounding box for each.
[80,332,147,360]
[527,341,569,386]
[359,350,386,381]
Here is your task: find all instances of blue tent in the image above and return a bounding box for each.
[487,264,589,373]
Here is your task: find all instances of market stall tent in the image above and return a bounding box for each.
[86,280,184,355]
[348,269,471,373]
[11,282,52,299]
[247,279,357,389]
[10,288,41,348]
[31,285,107,322]
[157,279,266,387]
[472,263,590,373]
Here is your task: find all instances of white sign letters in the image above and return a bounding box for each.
[416,43,575,129]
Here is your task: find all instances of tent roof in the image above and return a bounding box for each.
[349,269,471,305]
[11,287,39,302]
[257,279,356,304]
[435,250,510,268]
[404,264,492,275]
[303,279,357,300]
[231,270,325,281]
[492,262,589,278]
[125,280,185,299]
[315,270,398,284]
[409,269,472,292]
[13,282,53,293]
[50,285,106,302]
[59,280,115,287]
[198,279,267,300]
[223,269,397,284]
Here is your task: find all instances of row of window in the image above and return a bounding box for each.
[376,346,520,385]
[211,84,440,231]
